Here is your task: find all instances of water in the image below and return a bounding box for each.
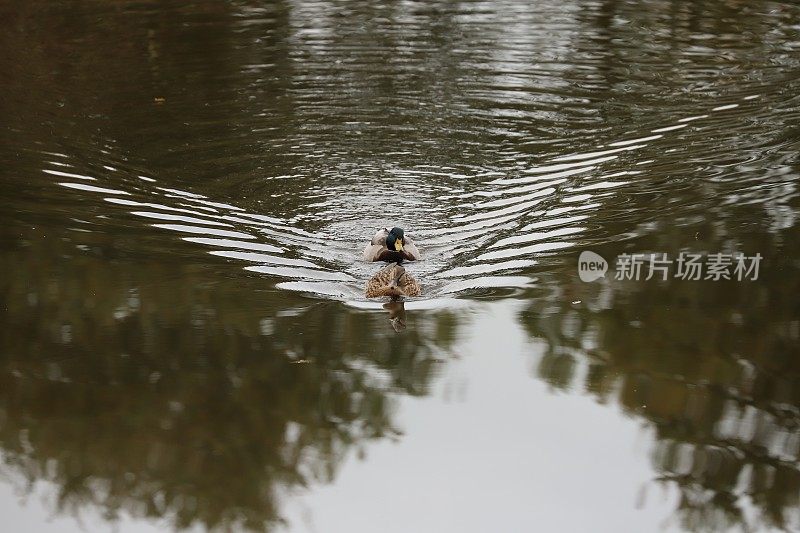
[1,0,800,531]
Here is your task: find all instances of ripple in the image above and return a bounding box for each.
[44,169,96,181]
[473,241,576,262]
[608,134,663,148]
[436,276,535,294]
[182,237,283,254]
[58,183,130,195]
[245,265,354,282]
[209,250,317,268]
[434,260,538,278]
[678,114,709,123]
[489,227,586,249]
[152,224,255,240]
[131,211,231,227]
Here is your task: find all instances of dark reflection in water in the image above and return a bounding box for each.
[1,0,800,531]
[523,225,800,530]
[0,230,460,530]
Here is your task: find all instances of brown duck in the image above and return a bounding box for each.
[365,262,421,298]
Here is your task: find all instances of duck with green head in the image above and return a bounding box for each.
[362,227,421,263]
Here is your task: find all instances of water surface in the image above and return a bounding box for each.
[1,0,800,531]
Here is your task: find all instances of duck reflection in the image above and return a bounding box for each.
[383,300,407,332]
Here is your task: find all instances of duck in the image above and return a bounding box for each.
[365,262,421,298]
[363,227,421,263]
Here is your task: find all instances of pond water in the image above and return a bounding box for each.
[1,1,800,531]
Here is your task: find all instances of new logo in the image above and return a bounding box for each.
[578,251,608,282]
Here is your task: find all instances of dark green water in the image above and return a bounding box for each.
[2,1,800,531]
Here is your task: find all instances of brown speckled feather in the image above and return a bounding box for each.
[365,263,421,298]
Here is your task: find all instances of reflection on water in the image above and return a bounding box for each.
[520,218,800,530]
[1,0,800,531]
[0,233,460,531]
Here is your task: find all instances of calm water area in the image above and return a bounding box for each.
[1,1,800,531]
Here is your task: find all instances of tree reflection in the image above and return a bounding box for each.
[520,225,800,531]
[0,232,461,531]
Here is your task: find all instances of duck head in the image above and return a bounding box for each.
[385,227,405,253]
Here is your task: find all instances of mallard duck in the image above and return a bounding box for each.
[365,262,421,298]
[363,227,421,263]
